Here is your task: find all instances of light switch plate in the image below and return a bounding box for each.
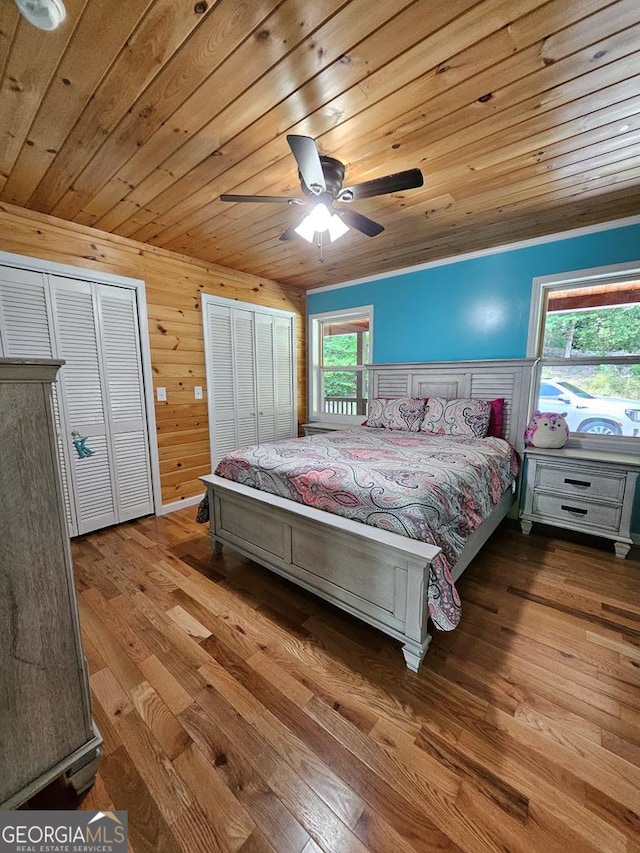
[156,386,167,402]
[194,386,203,400]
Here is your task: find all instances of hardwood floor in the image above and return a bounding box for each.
[64,509,640,852]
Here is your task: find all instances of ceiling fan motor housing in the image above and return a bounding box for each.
[300,156,345,198]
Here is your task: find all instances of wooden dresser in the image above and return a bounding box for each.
[520,447,640,558]
[0,359,101,808]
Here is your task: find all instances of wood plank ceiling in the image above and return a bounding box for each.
[1,0,639,290]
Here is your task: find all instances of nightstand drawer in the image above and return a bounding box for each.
[531,492,622,532]
[534,464,625,502]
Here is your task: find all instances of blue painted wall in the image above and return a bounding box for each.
[307,222,640,363]
[308,221,640,534]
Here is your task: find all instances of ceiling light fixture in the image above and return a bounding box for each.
[14,0,66,30]
[294,203,349,243]
[294,202,349,263]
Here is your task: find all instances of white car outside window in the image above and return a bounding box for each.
[538,379,640,436]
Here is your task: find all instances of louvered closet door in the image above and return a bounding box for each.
[255,312,277,442]
[205,298,295,469]
[96,284,153,522]
[233,308,258,449]
[0,267,53,356]
[273,315,295,439]
[51,276,117,534]
[207,303,239,465]
[0,266,77,535]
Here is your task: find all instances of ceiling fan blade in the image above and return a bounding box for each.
[279,223,300,241]
[287,135,326,193]
[220,193,302,203]
[279,209,311,241]
[340,208,384,237]
[342,168,423,201]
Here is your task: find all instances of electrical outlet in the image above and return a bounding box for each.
[156,386,167,402]
[194,386,203,400]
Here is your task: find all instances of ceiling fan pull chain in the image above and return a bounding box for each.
[317,230,325,264]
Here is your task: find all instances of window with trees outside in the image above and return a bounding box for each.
[308,306,372,424]
[529,264,640,448]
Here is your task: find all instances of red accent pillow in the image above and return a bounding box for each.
[487,398,505,438]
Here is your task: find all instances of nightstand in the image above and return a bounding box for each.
[301,422,349,436]
[520,447,640,558]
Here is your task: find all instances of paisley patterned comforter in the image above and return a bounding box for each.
[215,427,519,631]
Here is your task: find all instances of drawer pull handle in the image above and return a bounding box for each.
[561,504,588,516]
[564,478,591,488]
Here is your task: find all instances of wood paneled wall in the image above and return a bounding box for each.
[0,202,306,507]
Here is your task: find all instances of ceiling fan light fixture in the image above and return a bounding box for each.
[293,215,317,243]
[328,213,349,242]
[294,203,349,243]
[14,0,66,30]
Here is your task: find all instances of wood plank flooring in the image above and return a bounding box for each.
[62,510,640,852]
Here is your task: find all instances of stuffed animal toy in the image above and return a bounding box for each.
[524,411,569,448]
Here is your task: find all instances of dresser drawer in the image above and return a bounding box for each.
[534,464,625,502]
[531,492,621,533]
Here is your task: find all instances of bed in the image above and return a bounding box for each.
[201,359,535,671]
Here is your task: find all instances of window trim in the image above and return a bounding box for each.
[307,305,374,425]
[528,260,640,452]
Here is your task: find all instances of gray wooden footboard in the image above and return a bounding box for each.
[201,474,515,671]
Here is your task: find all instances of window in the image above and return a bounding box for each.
[308,306,373,423]
[529,263,640,448]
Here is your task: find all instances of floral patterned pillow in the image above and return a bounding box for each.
[365,397,427,431]
[420,397,491,438]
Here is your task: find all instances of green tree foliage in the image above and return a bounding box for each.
[544,306,640,356]
[543,305,640,398]
[323,370,357,398]
[322,333,357,366]
[322,332,369,399]
[584,365,638,397]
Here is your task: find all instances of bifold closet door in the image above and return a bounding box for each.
[207,302,259,465]
[255,312,295,441]
[0,266,153,536]
[205,298,296,468]
[255,312,277,442]
[207,303,237,465]
[0,267,76,534]
[51,277,118,533]
[51,277,153,534]
[233,308,260,448]
[97,283,153,523]
[273,314,295,439]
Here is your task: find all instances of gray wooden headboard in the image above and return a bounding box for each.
[367,358,536,452]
